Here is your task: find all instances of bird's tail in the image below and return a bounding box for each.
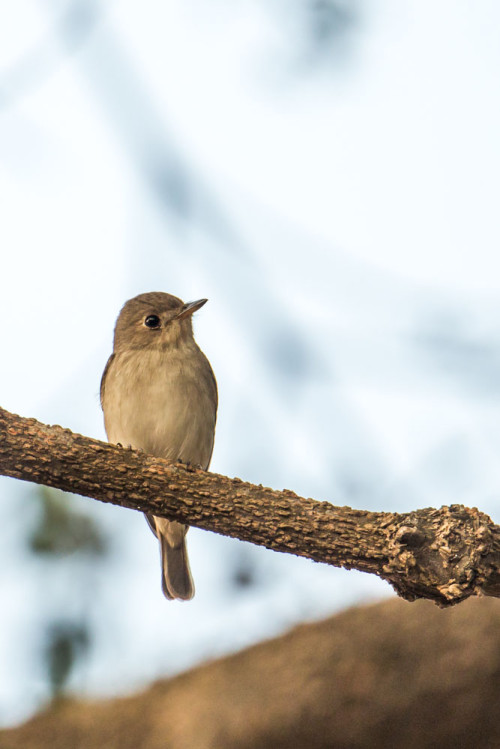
[160,530,194,601]
[149,516,194,600]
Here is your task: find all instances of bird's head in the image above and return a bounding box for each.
[113,292,207,352]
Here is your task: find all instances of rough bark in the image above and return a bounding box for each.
[1,596,500,749]
[0,406,498,606]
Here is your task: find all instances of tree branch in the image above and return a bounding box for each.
[0,406,498,606]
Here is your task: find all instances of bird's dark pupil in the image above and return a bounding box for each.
[145,315,161,329]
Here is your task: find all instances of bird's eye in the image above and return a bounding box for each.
[144,315,161,329]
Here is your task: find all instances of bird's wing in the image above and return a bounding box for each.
[144,513,158,538]
[100,353,115,408]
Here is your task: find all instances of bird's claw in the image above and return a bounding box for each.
[176,459,202,472]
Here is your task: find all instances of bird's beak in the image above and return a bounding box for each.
[175,298,208,321]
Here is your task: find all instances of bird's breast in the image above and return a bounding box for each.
[102,347,217,468]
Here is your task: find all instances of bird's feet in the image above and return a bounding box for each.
[175,459,203,472]
[116,442,144,453]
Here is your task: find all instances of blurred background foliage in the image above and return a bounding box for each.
[1,0,499,727]
[28,488,106,558]
[26,487,107,700]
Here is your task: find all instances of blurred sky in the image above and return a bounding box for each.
[1,0,500,726]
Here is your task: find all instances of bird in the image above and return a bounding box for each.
[100,291,217,600]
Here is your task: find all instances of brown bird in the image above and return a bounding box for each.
[100,292,217,600]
